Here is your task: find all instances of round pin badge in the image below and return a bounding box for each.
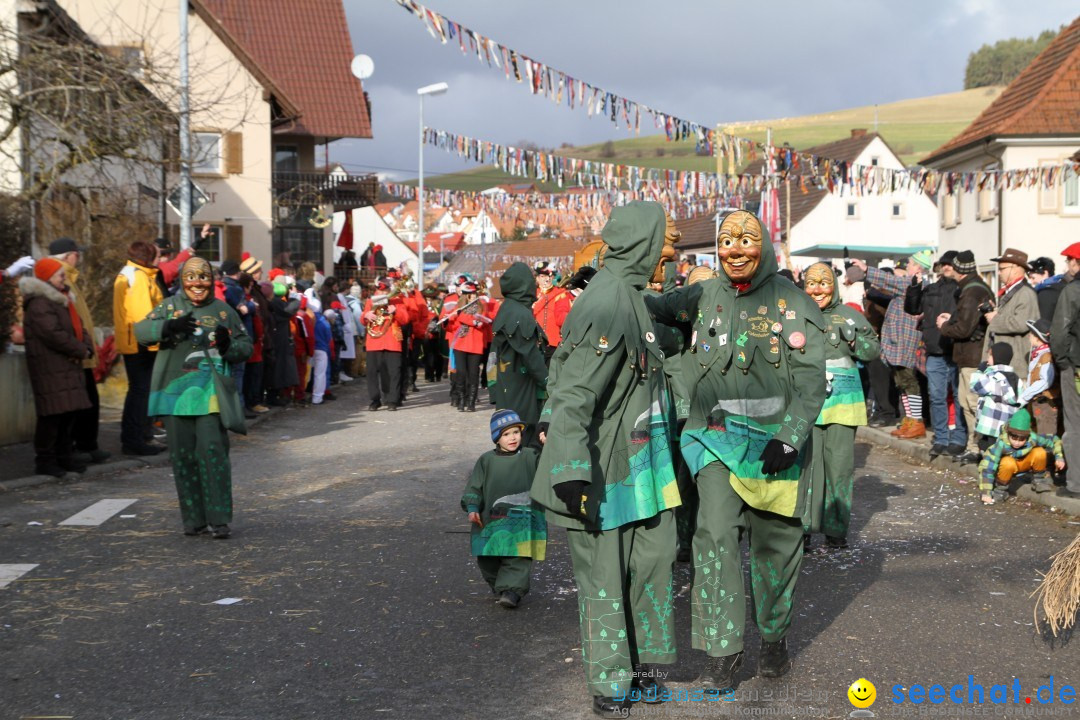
[771,322,783,334]
[645,331,656,343]
[788,331,806,349]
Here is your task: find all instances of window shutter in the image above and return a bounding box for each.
[225,132,243,174]
[168,223,180,248]
[225,225,243,261]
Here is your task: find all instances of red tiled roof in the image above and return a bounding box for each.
[197,0,372,140]
[922,16,1080,165]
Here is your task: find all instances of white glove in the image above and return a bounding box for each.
[4,256,34,277]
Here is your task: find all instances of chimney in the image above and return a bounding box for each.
[850,128,868,138]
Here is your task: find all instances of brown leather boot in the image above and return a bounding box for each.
[897,419,927,439]
[890,417,912,437]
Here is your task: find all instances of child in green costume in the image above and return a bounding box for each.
[461,409,546,609]
[801,262,880,550]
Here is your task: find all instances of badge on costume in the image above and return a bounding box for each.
[757,305,768,315]
[740,311,748,320]
[702,344,711,353]
[716,304,723,314]
[788,331,806,349]
[645,331,655,343]
[598,336,610,350]
[786,310,796,320]
[718,333,728,346]
[736,331,749,347]
[846,318,856,325]
[771,322,783,334]
[219,311,227,320]
[690,330,698,346]
[738,351,747,363]
[778,298,787,312]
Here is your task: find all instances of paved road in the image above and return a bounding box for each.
[1,380,1078,719]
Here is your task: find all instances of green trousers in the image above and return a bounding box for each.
[164,414,232,529]
[675,454,699,554]
[804,424,856,538]
[567,511,676,699]
[476,556,532,595]
[691,462,804,656]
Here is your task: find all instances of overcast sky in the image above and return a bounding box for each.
[336,0,1076,180]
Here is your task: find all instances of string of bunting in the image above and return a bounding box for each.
[425,127,1080,199]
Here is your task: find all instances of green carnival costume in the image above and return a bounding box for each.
[531,202,681,700]
[801,262,880,543]
[645,211,827,668]
[491,263,549,448]
[461,447,546,596]
[134,259,251,535]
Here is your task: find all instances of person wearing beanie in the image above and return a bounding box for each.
[490,263,548,448]
[968,341,1021,460]
[1019,318,1062,440]
[20,258,94,477]
[978,407,1064,504]
[906,249,966,459]
[849,254,926,440]
[983,248,1038,386]
[133,257,253,538]
[460,409,545,609]
[937,249,995,463]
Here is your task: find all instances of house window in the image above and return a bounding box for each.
[891,202,905,219]
[941,191,961,229]
[846,202,859,219]
[192,132,223,175]
[1064,165,1079,215]
[274,226,324,269]
[274,145,299,173]
[192,225,222,263]
[871,156,880,167]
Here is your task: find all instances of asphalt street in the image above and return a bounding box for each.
[2,379,1079,719]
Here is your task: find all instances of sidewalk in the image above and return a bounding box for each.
[857,424,1080,517]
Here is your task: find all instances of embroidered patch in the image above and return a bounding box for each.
[786,310,796,320]
[788,331,806,349]
[747,316,771,338]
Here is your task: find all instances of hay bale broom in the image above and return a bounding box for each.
[1032,532,1080,639]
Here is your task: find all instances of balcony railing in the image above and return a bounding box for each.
[272,171,379,210]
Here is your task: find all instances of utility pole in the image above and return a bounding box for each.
[178,0,191,250]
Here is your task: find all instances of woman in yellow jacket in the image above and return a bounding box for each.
[113,240,165,456]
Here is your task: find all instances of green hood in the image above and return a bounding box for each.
[715,213,778,294]
[493,261,541,340]
[600,202,667,290]
[804,261,842,311]
[499,262,537,305]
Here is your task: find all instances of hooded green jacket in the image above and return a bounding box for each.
[492,262,548,429]
[804,261,880,426]
[531,202,681,531]
[645,227,827,518]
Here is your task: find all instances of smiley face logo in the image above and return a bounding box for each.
[848,678,877,709]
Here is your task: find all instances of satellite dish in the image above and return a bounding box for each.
[350,54,374,80]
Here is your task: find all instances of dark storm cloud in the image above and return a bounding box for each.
[337,0,1076,179]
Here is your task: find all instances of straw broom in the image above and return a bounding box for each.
[1032,532,1080,639]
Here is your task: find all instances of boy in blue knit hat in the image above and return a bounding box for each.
[461,409,547,608]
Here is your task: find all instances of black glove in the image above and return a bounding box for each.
[760,438,798,475]
[164,314,198,339]
[567,266,597,290]
[214,325,231,355]
[553,480,587,517]
[537,421,549,438]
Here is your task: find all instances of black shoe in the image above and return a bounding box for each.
[323,393,337,402]
[410,383,419,393]
[35,463,67,478]
[929,443,946,459]
[497,590,520,609]
[211,524,231,539]
[868,414,890,428]
[368,402,381,411]
[957,451,982,465]
[387,404,399,411]
[58,458,87,473]
[184,525,209,536]
[759,639,791,678]
[697,651,743,691]
[591,695,631,717]
[632,663,667,703]
[123,444,164,456]
[88,449,111,464]
[803,533,812,551]
[269,398,291,407]
[945,444,966,458]
[466,403,476,412]
[72,451,93,465]
[825,535,849,549]
[244,409,258,419]
[458,404,466,412]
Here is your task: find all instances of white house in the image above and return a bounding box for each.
[921,15,1080,275]
[338,205,417,273]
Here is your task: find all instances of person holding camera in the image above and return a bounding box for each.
[936,250,995,464]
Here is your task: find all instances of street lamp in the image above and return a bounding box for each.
[417,82,448,284]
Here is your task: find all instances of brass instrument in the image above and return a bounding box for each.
[366,277,410,339]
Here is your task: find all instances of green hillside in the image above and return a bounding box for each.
[420,86,1003,191]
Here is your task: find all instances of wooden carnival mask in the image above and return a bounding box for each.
[181,257,213,306]
[650,212,682,284]
[803,263,835,310]
[716,210,763,283]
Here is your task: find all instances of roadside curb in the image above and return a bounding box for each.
[0,405,279,493]
[857,425,1080,517]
